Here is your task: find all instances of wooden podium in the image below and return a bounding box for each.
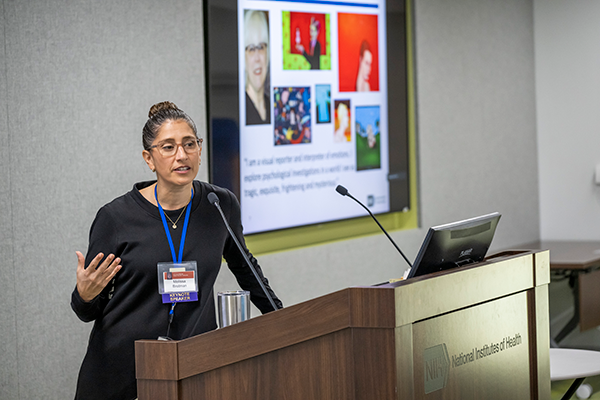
[135,250,551,400]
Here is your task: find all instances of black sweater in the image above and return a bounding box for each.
[71,180,281,400]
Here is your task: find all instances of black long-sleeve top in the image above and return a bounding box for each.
[71,180,282,400]
[302,41,321,70]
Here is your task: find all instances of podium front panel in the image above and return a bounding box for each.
[176,328,396,400]
[411,291,530,399]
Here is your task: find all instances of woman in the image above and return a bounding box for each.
[355,40,373,92]
[245,10,270,125]
[71,101,282,400]
[296,17,321,70]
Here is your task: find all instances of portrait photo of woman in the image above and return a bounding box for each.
[295,17,322,70]
[283,12,330,71]
[244,9,271,125]
[334,100,351,143]
[337,13,380,93]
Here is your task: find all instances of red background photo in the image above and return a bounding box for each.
[338,13,379,92]
[290,12,327,56]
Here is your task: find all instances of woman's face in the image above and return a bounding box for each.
[245,18,268,94]
[310,24,318,41]
[359,50,373,82]
[143,120,201,189]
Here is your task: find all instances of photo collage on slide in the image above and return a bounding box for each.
[243,7,382,171]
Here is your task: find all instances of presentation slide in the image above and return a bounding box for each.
[205,0,409,236]
[237,0,403,234]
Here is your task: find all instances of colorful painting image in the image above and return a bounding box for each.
[274,87,311,145]
[338,13,379,92]
[282,12,330,70]
[315,84,331,124]
[355,105,381,170]
[244,9,271,125]
[334,100,351,143]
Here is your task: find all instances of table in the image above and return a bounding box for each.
[550,348,600,400]
[514,241,600,344]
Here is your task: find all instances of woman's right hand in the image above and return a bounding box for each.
[76,251,122,302]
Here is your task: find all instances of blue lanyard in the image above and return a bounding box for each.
[155,185,194,263]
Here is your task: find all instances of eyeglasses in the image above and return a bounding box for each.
[245,42,268,55]
[149,138,203,157]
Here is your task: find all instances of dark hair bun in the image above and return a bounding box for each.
[148,101,179,118]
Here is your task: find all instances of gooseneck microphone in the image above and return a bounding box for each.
[207,192,280,311]
[335,185,412,268]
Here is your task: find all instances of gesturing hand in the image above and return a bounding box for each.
[76,251,122,302]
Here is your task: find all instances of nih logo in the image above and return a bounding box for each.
[423,344,450,394]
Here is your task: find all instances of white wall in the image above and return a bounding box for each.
[0,0,540,398]
[535,0,600,240]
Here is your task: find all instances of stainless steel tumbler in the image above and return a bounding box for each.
[217,290,250,328]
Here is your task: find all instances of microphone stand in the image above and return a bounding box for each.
[208,192,280,311]
[336,185,413,268]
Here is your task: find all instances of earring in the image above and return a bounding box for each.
[151,168,155,172]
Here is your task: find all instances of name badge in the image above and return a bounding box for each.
[157,261,199,303]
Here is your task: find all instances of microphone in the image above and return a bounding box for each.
[335,185,412,268]
[207,192,280,311]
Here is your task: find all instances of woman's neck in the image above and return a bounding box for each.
[246,86,266,119]
[152,181,193,210]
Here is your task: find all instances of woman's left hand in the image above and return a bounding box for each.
[75,251,122,302]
